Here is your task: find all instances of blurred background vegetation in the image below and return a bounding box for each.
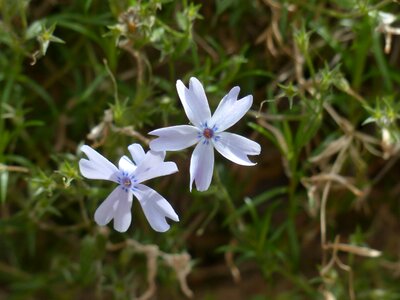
[1,0,400,299]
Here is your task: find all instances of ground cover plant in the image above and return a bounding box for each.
[1,0,400,299]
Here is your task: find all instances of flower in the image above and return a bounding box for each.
[149,77,261,191]
[79,144,179,232]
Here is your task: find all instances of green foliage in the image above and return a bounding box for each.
[1,0,400,299]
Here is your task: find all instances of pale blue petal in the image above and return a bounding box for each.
[210,93,253,132]
[79,145,118,182]
[113,190,133,232]
[118,156,136,173]
[149,125,199,151]
[128,143,146,165]
[133,184,179,232]
[176,77,211,128]
[209,86,240,129]
[94,187,133,232]
[213,132,261,166]
[133,150,178,183]
[189,141,214,192]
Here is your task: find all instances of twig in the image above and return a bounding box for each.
[0,165,29,173]
[103,59,120,103]
[304,173,364,197]
[119,40,144,85]
[225,239,241,283]
[106,238,193,299]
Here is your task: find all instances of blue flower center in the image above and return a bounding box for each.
[117,172,137,192]
[198,122,220,145]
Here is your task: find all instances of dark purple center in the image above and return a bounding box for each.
[203,128,214,139]
[123,178,132,187]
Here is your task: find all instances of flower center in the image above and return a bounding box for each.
[123,177,132,187]
[117,172,136,192]
[203,128,214,139]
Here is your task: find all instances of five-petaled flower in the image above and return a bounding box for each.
[149,77,261,191]
[79,144,179,232]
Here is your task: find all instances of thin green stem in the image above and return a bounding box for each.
[287,169,300,269]
[214,168,244,232]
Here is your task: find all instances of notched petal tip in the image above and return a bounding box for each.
[78,157,88,167]
[176,79,185,86]
[210,90,253,132]
[148,149,166,157]
[148,139,164,152]
[113,226,128,233]
[133,184,179,233]
[253,142,262,155]
[189,76,200,85]
[78,146,119,181]
[80,144,89,152]
[213,132,261,167]
[195,184,210,192]
[229,86,241,98]
[166,161,179,174]
[242,94,253,105]
[147,129,159,136]
[189,179,193,193]
[176,80,187,93]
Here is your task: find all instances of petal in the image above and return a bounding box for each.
[79,145,118,182]
[210,86,240,126]
[118,156,136,173]
[210,92,253,132]
[93,187,128,226]
[94,187,133,232]
[213,132,261,166]
[190,141,214,192]
[134,150,178,183]
[128,143,146,165]
[176,77,211,127]
[133,184,179,232]
[113,191,133,232]
[149,125,199,151]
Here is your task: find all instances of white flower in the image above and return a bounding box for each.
[149,77,261,192]
[79,144,179,232]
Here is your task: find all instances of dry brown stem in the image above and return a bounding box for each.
[224,239,241,284]
[320,236,355,300]
[0,165,29,173]
[106,238,193,299]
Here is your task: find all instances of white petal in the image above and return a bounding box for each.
[134,150,178,183]
[149,125,199,151]
[210,93,253,132]
[128,143,146,165]
[133,184,179,232]
[213,132,261,166]
[94,187,133,232]
[210,86,240,126]
[118,156,136,173]
[79,145,118,182]
[176,77,211,128]
[190,141,214,192]
[113,191,133,232]
[94,189,118,226]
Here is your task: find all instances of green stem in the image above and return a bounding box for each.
[287,173,300,269]
[214,168,244,232]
